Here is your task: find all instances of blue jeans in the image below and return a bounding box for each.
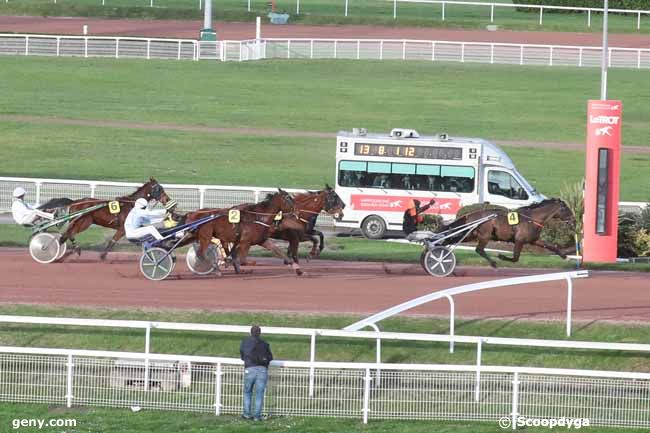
[242,366,268,419]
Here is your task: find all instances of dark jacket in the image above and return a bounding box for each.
[402,203,433,235]
[240,336,273,368]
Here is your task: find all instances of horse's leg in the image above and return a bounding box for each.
[309,230,324,258]
[533,240,568,259]
[498,241,525,263]
[100,227,124,261]
[261,239,303,276]
[61,215,92,257]
[475,238,497,268]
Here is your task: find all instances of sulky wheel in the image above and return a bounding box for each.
[422,246,457,277]
[29,232,62,264]
[55,235,68,261]
[186,242,220,275]
[140,247,175,281]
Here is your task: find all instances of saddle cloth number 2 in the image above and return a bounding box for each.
[228,209,240,223]
[108,201,121,214]
[507,212,519,225]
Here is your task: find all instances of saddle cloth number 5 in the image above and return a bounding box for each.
[507,212,519,225]
[108,201,121,214]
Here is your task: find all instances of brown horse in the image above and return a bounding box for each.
[186,189,304,274]
[57,178,170,259]
[441,198,575,268]
[272,185,345,266]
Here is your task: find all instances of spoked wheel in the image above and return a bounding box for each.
[140,247,175,281]
[56,237,68,260]
[186,243,221,275]
[421,246,457,277]
[29,232,61,264]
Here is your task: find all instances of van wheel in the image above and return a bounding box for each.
[361,216,387,239]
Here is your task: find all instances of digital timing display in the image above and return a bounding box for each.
[354,143,463,160]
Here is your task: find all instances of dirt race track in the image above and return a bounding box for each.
[2,16,650,48]
[1,247,649,322]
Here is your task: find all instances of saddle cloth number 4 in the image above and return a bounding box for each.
[108,201,121,214]
[507,212,519,225]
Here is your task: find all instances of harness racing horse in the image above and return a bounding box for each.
[272,185,345,266]
[441,198,575,268]
[186,189,305,274]
[56,178,170,259]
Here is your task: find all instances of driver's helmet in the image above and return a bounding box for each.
[13,187,26,198]
[135,198,148,209]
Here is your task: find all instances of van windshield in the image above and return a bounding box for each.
[338,160,475,193]
[487,170,529,200]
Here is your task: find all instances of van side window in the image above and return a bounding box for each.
[338,161,475,193]
[487,171,529,200]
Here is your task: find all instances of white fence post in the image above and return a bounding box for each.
[309,331,316,397]
[115,39,120,59]
[345,0,348,16]
[431,42,435,61]
[490,44,494,64]
[84,37,88,58]
[588,9,591,27]
[380,40,384,60]
[475,339,482,402]
[334,40,337,59]
[296,0,300,14]
[35,182,41,206]
[519,46,524,65]
[147,39,151,60]
[539,6,543,25]
[214,362,222,415]
[66,354,73,408]
[511,372,520,430]
[357,40,360,60]
[638,12,641,30]
[490,3,494,22]
[402,41,406,60]
[362,367,371,424]
[445,294,455,353]
[393,0,397,19]
[638,50,642,69]
[461,42,465,63]
[310,40,314,59]
[287,40,291,59]
[90,183,96,198]
[25,35,29,56]
[56,37,60,57]
[579,47,583,67]
[442,2,445,20]
[177,41,182,60]
[566,277,573,337]
[144,323,151,391]
[549,46,553,66]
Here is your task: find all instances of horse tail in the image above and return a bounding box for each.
[38,197,74,211]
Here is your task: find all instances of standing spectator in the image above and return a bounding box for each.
[240,325,273,421]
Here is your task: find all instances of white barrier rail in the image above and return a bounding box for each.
[0,34,198,60]
[1,345,650,427]
[3,34,650,70]
[261,38,650,69]
[2,176,646,225]
[396,0,650,30]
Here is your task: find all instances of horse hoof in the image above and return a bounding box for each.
[296,270,306,277]
[99,252,107,261]
[490,262,498,269]
[74,246,82,256]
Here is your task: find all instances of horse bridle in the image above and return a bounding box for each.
[148,183,163,201]
[516,204,573,229]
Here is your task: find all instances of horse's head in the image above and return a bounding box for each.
[323,184,345,221]
[554,198,576,227]
[530,198,575,227]
[144,177,170,205]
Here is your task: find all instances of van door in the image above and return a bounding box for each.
[484,169,532,208]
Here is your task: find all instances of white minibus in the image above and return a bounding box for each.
[334,128,545,238]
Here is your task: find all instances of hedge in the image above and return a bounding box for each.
[515,0,650,13]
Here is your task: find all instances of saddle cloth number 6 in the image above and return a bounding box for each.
[108,201,121,214]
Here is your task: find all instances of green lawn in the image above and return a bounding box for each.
[0,404,637,433]
[1,0,649,33]
[1,58,650,200]
[1,58,649,147]
[0,403,641,433]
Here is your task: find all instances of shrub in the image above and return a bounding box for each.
[515,0,650,13]
[456,203,507,218]
[541,218,575,249]
[420,214,444,232]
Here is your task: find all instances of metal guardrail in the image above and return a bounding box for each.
[1,345,650,427]
[396,0,650,30]
[2,34,650,69]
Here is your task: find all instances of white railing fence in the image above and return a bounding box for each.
[261,38,650,69]
[1,346,650,427]
[3,34,650,70]
[0,34,198,60]
[396,0,650,30]
[0,176,335,226]
[2,176,646,223]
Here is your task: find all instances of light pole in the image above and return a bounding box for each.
[200,0,217,40]
[600,0,609,99]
